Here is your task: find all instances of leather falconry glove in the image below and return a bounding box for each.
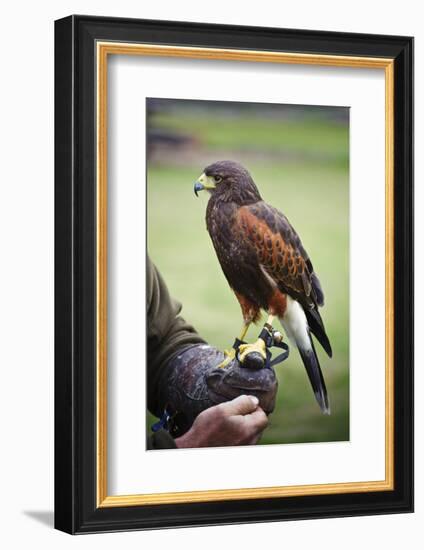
[153,329,289,438]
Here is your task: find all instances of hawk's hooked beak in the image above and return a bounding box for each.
[194,173,216,196]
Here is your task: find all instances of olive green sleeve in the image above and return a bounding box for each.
[147,257,205,417]
[147,429,177,450]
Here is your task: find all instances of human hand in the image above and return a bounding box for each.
[175,394,268,448]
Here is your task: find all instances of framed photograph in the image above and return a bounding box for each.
[54,15,413,534]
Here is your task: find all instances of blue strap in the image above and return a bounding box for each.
[151,409,171,432]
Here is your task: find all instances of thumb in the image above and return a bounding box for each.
[220,394,259,416]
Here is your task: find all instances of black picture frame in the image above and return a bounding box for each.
[55,14,414,534]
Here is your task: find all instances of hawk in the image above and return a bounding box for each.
[194,160,332,414]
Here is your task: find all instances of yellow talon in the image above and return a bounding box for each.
[217,348,236,368]
[238,339,267,363]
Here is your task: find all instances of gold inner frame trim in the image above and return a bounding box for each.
[96,42,395,508]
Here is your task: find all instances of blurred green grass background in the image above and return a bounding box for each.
[147,99,349,445]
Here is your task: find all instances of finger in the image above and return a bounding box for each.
[244,407,268,432]
[219,394,259,416]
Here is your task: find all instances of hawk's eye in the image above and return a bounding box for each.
[214,175,223,184]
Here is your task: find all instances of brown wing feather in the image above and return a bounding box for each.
[235,202,323,310]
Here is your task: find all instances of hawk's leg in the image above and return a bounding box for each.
[238,315,275,366]
[216,322,251,369]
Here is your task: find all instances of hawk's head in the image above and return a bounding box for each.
[194,160,262,205]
